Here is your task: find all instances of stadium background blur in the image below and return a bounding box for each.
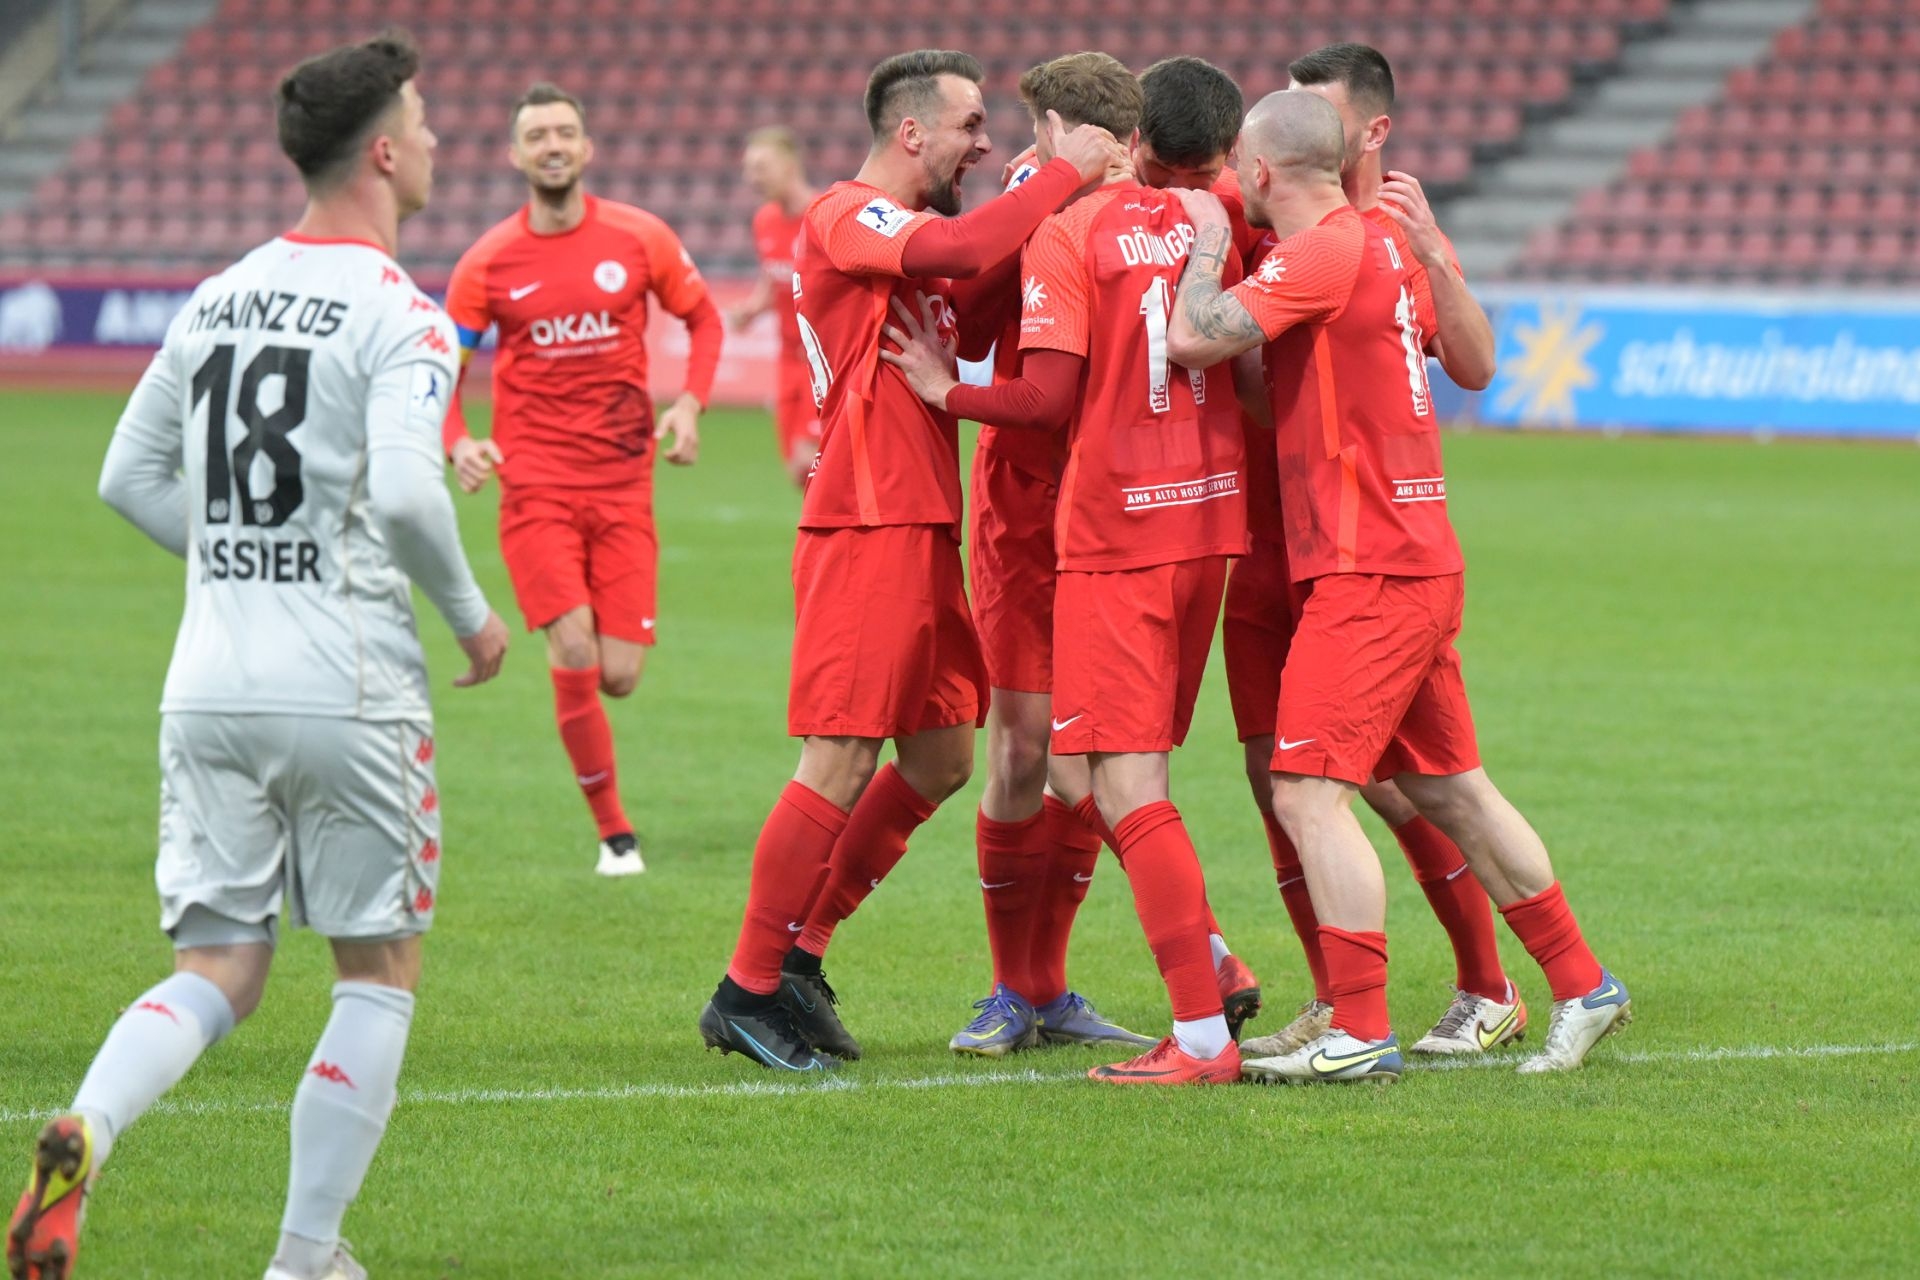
[1,3,1916,1277]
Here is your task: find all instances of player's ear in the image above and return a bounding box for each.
[1368,114,1391,153]
[371,131,398,178]
[1226,132,1242,168]
[897,114,922,156]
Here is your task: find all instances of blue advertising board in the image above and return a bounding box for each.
[1473,287,1920,439]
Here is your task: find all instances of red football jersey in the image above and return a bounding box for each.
[1020,182,1247,572]
[793,180,962,530]
[976,160,1064,484]
[445,196,711,492]
[751,200,806,364]
[1231,205,1463,581]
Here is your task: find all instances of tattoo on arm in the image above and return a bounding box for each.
[1180,277,1266,343]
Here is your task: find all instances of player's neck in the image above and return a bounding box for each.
[778,184,815,217]
[855,152,927,211]
[527,185,588,235]
[1345,157,1383,212]
[289,187,399,258]
[1267,187,1351,240]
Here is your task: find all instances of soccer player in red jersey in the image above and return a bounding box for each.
[728,126,820,486]
[887,52,1251,1086]
[698,50,1126,1071]
[1168,91,1631,1081]
[1229,45,1521,1061]
[442,83,723,877]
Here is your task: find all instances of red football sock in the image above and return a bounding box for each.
[976,808,1046,1000]
[1500,881,1604,1001]
[1112,802,1221,1022]
[726,782,849,994]
[1320,926,1391,1041]
[1394,816,1509,1001]
[1263,810,1331,1003]
[1072,794,1119,858]
[551,666,629,839]
[1025,795,1101,1006]
[796,763,938,955]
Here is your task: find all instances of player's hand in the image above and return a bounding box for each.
[879,292,959,407]
[449,437,503,494]
[1171,186,1230,230]
[452,610,510,688]
[1377,171,1450,270]
[725,302,759,332]
[1047,111,1128,186]
[1001,144,1039,189]
[656,392,702,466]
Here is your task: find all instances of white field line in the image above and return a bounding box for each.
[0,1041,1912,1126]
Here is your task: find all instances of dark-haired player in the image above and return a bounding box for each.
[1168,91,1629,1083]
[887,50,1252,1085]
[8,32,507,1280]
[728,126,821,486]
[699,50,1125,1071]
[1239,43,1515,1061]
[442,82,724,877]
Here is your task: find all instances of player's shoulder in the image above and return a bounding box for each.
[594,196,682,246]
[808,180,917,236]
[1280,205,1369,258]
[1050,182,1133,243]
[452,210,529,276]
[751,201,781,232]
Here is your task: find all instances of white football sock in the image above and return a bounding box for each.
[1208,932,1231,971]
[1173,1014,1231,1061]
[275,981,414,1277]
[71,971,235,1165]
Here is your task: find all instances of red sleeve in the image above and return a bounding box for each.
[1016,214,1090,356]
[950,248,1022,362]
[1231,224,1360,340]
[678,295,724,407]
[944,348,1083,430]
[897,158,1080,279]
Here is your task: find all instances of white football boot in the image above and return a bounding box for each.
[1517,969,1632,1074]
[1242,1028,1404,1084]
[594,833,646,877]
[265,1240,367,1280]
[1411,985,1529,1055]
[1239,998,1332,1059]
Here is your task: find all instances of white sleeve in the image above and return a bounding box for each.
[365,344,491,639]
[98,347,189,558]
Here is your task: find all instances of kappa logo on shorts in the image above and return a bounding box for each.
[414,736,435,765]
[414,887,435,913]
[419,837,440,864]
[419,787,439,814]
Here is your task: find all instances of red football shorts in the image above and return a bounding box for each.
[1050,556,1229,755]
[1222,535,1306,742]
[498,488,657,643]
[1272,572,1480,785]
[787,523,989,739]
[775,358,822,464]
[967,446,1058,695]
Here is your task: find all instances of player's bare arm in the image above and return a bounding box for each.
[1377,169,1495,390]
[879,292,960,405]
[1167,192,1266,368]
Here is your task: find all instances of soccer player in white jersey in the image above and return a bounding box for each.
[6,32,508,1280]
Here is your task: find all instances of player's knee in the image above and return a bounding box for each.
[599,668,639,699]
[1361,779,1419,827]
[1242,740,1275,810]
[992,730,1048,797]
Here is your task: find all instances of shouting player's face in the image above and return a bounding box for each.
[1289,80,1385,178]
[387,81,437,219]
[915,75,991,216]
[512,102,593,197]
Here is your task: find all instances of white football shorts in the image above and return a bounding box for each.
[156,712,441,943]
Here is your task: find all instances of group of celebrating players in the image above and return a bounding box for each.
[8,30,1633,1280]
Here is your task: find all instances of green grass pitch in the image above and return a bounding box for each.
[2,388,1916,1277]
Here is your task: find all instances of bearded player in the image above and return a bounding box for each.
[443,82,723,877]
[1235,43,1519,1062]
[945,57,1263,1059]
[887,50,1252,1085]
[698,50,1125,1071]
[728,125,820,486]
[1169,91,1631,1082]
[9,33,508,1280]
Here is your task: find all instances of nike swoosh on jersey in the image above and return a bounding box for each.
[1051,714,1084,731]
[509,282,542,300]
[1277,737,1318,750]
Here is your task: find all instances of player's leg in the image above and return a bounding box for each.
[10,714,276,1280]
[269,937,420,1280]
[1235,731,1336,1058]
[500,492,635,869]
[1394,767,1629,1073]
[776,360,821,488]
[576,497,662,875]
[1361,777,1522,1055]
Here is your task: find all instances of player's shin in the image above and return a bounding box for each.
[70,969,237,1164]
[1263,809,1331,1002]
[1112,801,1229,1060]
[724,782,848,997]
[1025,794,1101,1005]
[976,807,1046,1000]
[1500,882,1604,1001]
[551,665,631,840]
[276,982,413,1279]
[1394,815,1509,1001]
[794,763,937,957]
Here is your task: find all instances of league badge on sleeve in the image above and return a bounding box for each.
[855,197,912,238]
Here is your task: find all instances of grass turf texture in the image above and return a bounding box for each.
[2,389,1916,1278]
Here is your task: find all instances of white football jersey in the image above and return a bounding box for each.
[124,236,463,720]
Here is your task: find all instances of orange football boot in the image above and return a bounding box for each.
[7,1115,93,1280]
[1088,1036,1242,1085]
